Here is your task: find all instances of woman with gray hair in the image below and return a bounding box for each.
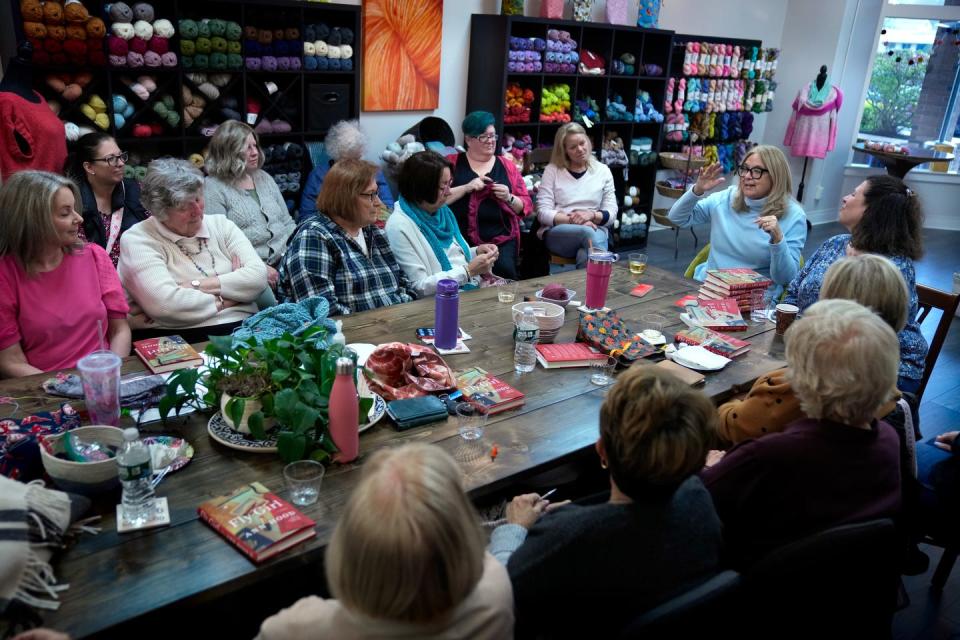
[702,298,903,566]
[299,119,394,223]
[118,158,267,342]
[257,443,514,639]
[0,171,129,377]
[203,120,295,287]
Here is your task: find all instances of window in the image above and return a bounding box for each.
[855,2,960,172]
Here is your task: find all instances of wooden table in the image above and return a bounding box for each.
[852,143,955,179]
[8,264,785,638]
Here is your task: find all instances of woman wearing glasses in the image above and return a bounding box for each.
[536,123,617,268]
[445,111,532,280]
[279,159,416,314]
[386,151,499,296]
[667,144,807,291]
[69,132,149,267]
[204,121,296,290]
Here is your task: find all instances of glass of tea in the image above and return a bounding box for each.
[628,252,648,276]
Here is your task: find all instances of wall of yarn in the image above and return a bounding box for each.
[181,72,238,135]
[242,25,301,72]
[106,2,177,69]
[177,17,242,71]
[262,142,305,214]
[19,0,107,66]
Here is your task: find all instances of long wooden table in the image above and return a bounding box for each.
[7,264,785,638]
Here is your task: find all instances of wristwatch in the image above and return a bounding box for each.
[191,279,201,290]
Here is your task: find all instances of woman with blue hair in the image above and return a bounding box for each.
[445,111,532,280]
[386,151,500,296]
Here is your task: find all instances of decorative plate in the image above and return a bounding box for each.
[207,412,279,453]
[142,435,194,472]
[359,393,387,434]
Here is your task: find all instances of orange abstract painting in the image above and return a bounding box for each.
[362,0,442,111]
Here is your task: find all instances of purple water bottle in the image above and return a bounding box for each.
[434,279,459,350]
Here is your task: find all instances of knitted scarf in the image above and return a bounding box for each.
[807,78,831,107]
[397,196,473,272]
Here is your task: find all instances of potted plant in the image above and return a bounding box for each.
[161,326,371,463]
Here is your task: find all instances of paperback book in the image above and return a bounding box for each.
[703,268,773,292]
[682,298,748,332]
[535,343,607,368]
[134,335,203,374]
[674,326,751,358]
[197,482,316,563]
[455,367,525,414]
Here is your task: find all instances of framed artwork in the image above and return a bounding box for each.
[362,0,442,111]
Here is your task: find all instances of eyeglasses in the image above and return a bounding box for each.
[437,179,453,193]
[358,190,381,203]
[737,165,769,180]
[474,133,498,143]
[91,152,129,167]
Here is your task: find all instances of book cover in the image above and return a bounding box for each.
[455,367,525,414]
[674,326,751,358]
[535,343,607,368]
[134,335,203,374]
[674,294,699,308]
[684,298,748,332]
[704,268,772,292]
[197,482,316,563]
[630,283,654,298]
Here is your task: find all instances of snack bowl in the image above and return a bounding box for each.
[512,301,566,331]
[535,288,577,309]
[40,426,125,495]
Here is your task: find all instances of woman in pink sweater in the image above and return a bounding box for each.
[0,171,130,377]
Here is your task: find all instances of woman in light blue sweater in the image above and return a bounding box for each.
[667,145,806,293]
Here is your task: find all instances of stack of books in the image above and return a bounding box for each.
[454,367,525,415]
[681,297,748,332]
[698,268,773,313]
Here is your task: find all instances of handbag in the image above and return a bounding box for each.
[572,0,593,21]
[0,403,81,481]
[501,0,523,16]
[363,342,456,401]
[606,0,630,25]
[540,0,564,19]
[577,309,659,364]
[637,0,661,28]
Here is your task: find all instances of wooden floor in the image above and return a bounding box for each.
[643,220,960,640]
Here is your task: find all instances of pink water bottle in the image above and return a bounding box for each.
[585,250,617,309]
[329,357,359,463]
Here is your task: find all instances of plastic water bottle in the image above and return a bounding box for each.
[117,427,155,525]
[514,306,540,373]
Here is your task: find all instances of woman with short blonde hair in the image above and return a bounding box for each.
[821,254,908,332]
[257,444,514,639]
[278,159,416,313]
[204,120,295,282]
[0,171,130,377]
[667,144,807,291]
[703,299,902,566]
[535,122,617,268]
[490,366,722,636]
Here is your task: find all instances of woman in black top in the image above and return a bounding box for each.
[69,132,149,266]
[445,111,532,280]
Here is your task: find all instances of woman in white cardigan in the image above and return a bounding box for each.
[386,151,499,296]
[203,120,296,288]
[118,158,267,341]
[536,123,617,268]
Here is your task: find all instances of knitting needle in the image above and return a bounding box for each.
[482,489,557,528]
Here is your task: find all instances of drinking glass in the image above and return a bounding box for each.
[640,313,666,343]
[283,460,325,506]
[456,402,488,444]
[628,252,648,276]
[590,355,617,386]
[497,279,519,303]
[750,288,775,324]
[77,350,122,426]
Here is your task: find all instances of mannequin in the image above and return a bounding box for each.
[0,42,68,180]
[784,64,843,200]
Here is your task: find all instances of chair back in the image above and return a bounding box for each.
[742,518,899,638]
[524,146,553,173]
[617,570,741,639]
[916,284,960,402]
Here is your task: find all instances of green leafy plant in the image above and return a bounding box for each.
[161,326,371,463]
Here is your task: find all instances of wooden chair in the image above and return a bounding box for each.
[915,284,960,404]
[524,146,553,173]
[652,208,698,260]
[549,253,577,266]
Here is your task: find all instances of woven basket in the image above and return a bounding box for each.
[656,180,685,198]
[659,152,707,171]
[41,426,125,495]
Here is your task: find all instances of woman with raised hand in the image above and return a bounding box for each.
[0,171,130,377]
[536,122,617,268]
[667,144,807,293]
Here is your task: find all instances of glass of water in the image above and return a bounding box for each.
[750,287,775,324]
[456,402,488,445]
[497,279,518,303]
[590,355,618,386]
[283,460,325,506]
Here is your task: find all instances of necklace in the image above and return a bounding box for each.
[178,238,218,277]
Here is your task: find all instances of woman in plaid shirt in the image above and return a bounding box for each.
[278,159,416,315]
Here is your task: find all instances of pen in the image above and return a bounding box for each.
[482,489,557,528]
